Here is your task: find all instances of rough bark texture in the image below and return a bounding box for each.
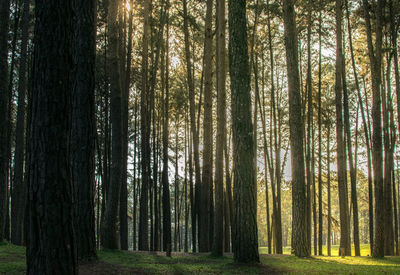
[228,0,259,263]
[283,0,309,258]
[72,0,97,260]
[102,0,123,250]
[335,0,351,256]
[27,0,77,273]
[0,0,11,242]
[198,0,213,253]
[212,0,226,257]
[363,0,385,258]
[11,0,30,246]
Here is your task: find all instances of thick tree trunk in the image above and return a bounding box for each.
[72,0,97,260]
[283,0,309,258]
[102,0,123,249]
[11,0,30,246]
[27,0,77,272]
[0,0,11,242]
[228,0,259,263]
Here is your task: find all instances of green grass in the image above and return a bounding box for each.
[1,242,399,274]
[98,250,264,274]
[0,242,26,274]
[259,243,372,256]
[262,255,400,275]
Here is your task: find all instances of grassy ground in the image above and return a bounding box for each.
[259,243,372,256]
[1,242,399,274]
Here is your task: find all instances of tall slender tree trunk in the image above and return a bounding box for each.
[342,37,360,256]
[139,0,151,251]
[212,0,226,257]
[317,5,323,256]
[11,0,30,246]
[120,0,134,251]
[346,0,374,253]
[305,5,313,253]
[183,0,201,252]
[335,0,351,256]
[363,0,385,258]
[383,54,394,255]
[228,0,259,263]
[27,0,77,272]
[327,124,332,256]
[283,0,309,258]
[102,0,123,249]
[199,0,213,252]
[162,8,172,255]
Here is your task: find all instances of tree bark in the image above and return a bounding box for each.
[228,0,259,263]
[283,0,309,258]
[212,0,226,257]
[27,0,77,272]
[11,0,30,246]
[72,0,97,260]
[362,0,385,258]
[162,9,172,255]
[0,0,11,242]
[335,0,351,256]
[102,0,123,250]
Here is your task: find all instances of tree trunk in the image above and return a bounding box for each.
[327,124,332,256]
[72,0,97,260]
[120,0,134,251]
[102,0,123,250]
[383,54,394,255]
[183,0,201,253]
[362,0,385,258]
[162,9,172,255]
[283,0,309,258]
[212,0,225,257]
[346,0,373,253]
[341,26,360,255]
[11,0,30,246]
[0,0,11,242]
[139,0,151,251]
[335,0,350,256]
[228,0,259,263]
[27,0,77,272]
[317,6,323,256]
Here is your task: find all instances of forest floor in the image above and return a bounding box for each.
[1,242,400,274]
